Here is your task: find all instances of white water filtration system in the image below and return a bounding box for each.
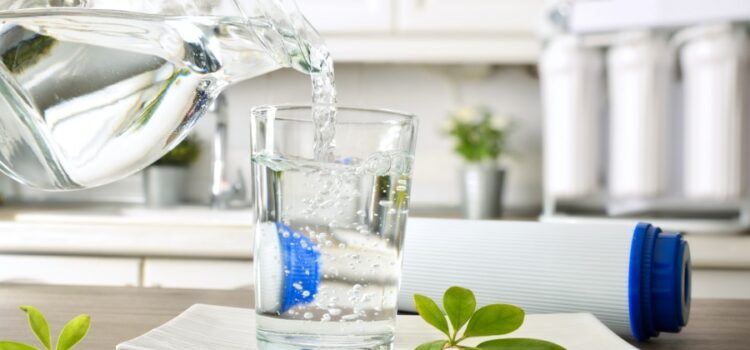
[607,32,671,198]
[539,36,604,199]
[398,218,691,342]
[681,24,749,200]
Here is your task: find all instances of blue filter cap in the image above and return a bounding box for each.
[258,222,321,314]
[629,223,691,341]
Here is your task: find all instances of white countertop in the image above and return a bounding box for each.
[0,205,748,268]
[0,205,254,259]
[684,234,750,269]
[3,204,254,227]
[0,221,254,259]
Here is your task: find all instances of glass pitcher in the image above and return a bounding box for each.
[0,0,326,190]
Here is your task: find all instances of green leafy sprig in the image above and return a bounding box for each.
[414,286,565,350]
[0,306,90,350]
[443,106,511,163]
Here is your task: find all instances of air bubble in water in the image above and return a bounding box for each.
[379,200,393,207]
[363,153,390,175]
[391,154,412,174]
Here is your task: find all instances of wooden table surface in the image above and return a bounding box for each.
[0,285,747,350]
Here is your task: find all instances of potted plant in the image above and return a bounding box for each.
[143,137,201,207]
[444,106,511,219]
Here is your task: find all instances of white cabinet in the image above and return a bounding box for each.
[297,0,392,34]
[692,269,750,299]
[143,258,254,290]
[297,0,546,35]
[294,0,543,63]
[396,0,544,33]
[0,255,140,287]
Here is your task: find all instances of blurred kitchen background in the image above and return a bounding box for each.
[1,0,750,299]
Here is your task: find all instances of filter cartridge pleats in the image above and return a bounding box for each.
[540,37,604,199]
[680,25,748,200]
[399,219,633,334]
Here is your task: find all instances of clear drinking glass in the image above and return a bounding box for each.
[251,106,418,349]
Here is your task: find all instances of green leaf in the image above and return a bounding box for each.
[414,340,448,350]
[477,338,565,350]
[0,341,39,350]
[463,304,524,338]
[443,286,476,332]
[414,294,450,337]
[19,306,51,350]
[55,314,90,350]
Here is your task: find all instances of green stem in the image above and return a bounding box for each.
[448,327,461,346]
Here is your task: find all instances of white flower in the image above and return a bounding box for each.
[491,115,512,130]
[453,107,476,124]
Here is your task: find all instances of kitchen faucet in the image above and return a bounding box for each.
[209,94,246,209]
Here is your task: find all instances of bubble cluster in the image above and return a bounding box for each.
[253,151,412,325]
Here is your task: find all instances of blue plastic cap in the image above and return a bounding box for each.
[628,223,691,341]
[275,222,321,313]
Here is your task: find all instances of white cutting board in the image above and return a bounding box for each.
[117,304,637,350]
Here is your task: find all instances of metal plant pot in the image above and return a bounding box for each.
[461,164,506,219]
[143,166,187,208]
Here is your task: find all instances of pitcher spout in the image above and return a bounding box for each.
[244,0,327,74]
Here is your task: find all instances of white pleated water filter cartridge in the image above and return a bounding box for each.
[399,218,691,341]
[540,36,604,199]
[680,24,748,200]
[607,32,670,198]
